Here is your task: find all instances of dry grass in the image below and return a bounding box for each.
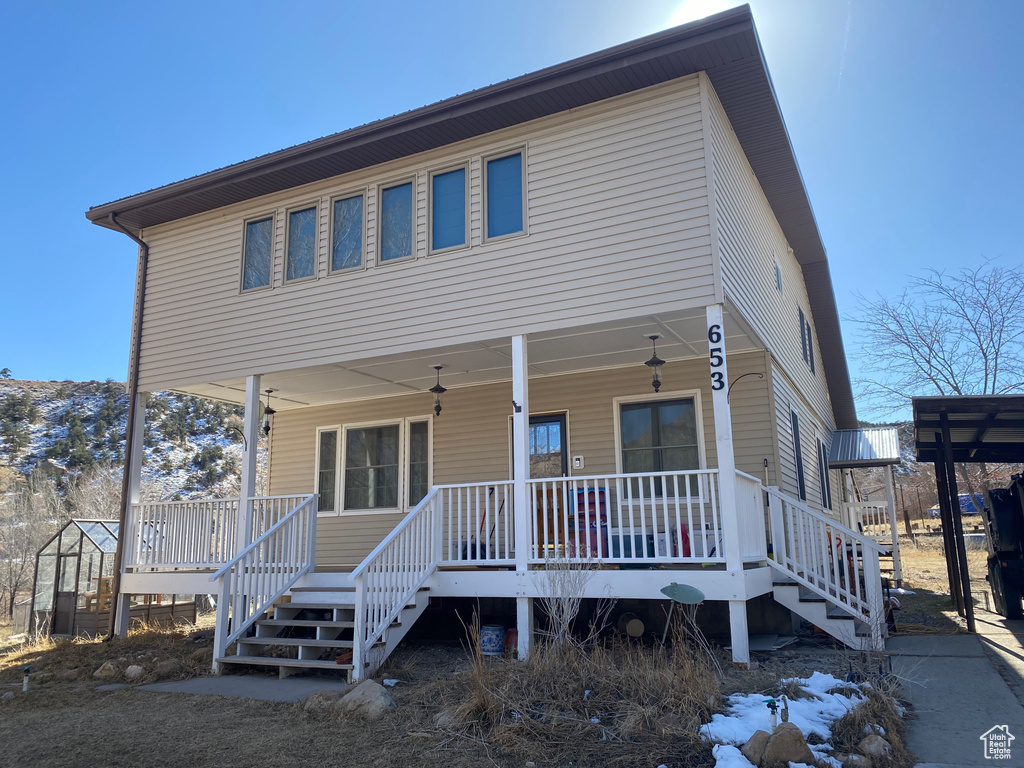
[829,677,915,768]
[896,534,990,631]
[434,613,721,768]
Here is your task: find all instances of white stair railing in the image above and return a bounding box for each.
[349,488,442,679]
[210,494,317,668]
[766,487,886,649]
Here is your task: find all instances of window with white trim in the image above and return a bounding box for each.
[285,205,318,282]
[330,193,364,272]
[791,410,806,501]
[485,151,524,240]
[379,180,414,262]
[616,393,703,495]
[241,215,274,291]
[430,167,467,252]
[816,437,832,510]
[315,417,431,515]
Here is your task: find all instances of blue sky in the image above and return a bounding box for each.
[1,0,1021,417]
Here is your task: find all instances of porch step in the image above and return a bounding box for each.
[771,579,875,648]
[216,656,355,675]
[239,637,354,649]
[258,619,354,629]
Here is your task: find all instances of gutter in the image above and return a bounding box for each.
[103,212,149,641]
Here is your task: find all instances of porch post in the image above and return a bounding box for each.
[511,335,533,659]
[113,393,147,637]
[237,374,261,556]
[883,466,902,585]
[705,304,748,667]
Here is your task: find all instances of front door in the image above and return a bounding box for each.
[529,414,568,478]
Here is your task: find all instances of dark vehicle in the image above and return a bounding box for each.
[986,475,1024,619]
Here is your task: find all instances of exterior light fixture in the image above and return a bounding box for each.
[262,389,276,436]
[645,335,665,393]
[429,366,447,417]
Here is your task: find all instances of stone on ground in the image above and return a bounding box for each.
[761,722,816,766]
[335,679,396,720]
[858,733,892,759]
[1,691,14,701]
[124,665,145,681]
[834,753,873,768]
[93,661,121,680]
[189,647,213,663]
[153,659,183,679]
[302,689,344,713]
[740,729,771,765]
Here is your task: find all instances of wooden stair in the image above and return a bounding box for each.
[771,577,875,651]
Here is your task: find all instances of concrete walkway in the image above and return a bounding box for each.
[137,675,352,702]
[890,609,1024,768]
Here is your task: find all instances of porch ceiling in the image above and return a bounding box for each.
[174,307,761,409]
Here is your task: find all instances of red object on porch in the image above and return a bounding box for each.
[575,488,608,521]
[676,524,691,558]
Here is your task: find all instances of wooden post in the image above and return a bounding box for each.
[237,375,261,556]
[933,456,965,613]
[511,335,533,660]
[940,413,976,633]
[706,304,747,666]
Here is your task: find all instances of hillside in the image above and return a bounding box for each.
[0,380,254,501]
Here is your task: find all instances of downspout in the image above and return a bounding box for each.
[103,212,149,640]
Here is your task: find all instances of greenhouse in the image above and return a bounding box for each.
[30,519,196,637]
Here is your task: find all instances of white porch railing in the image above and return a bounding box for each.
[126,497,240,569]
[767,487,886,649]
[210,494,317,667]
[440,482,515,565]
[842,499,902,584]
[735,470,768,560]
[349,488,442,678]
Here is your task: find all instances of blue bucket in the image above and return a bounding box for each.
[480,624,505,656]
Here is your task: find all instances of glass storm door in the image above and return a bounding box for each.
[529,414,568,478]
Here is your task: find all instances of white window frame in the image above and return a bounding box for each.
[315,416,433,517]
[612,390,707,475]
[427,163,470,255]
[791,408,806,501]
[376,176,418,266]
[283,201,320,284]
[239,212,276,294]
[327,189,368,276]
[482,146,528,243]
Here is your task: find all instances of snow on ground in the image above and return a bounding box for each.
[702,671,864,768]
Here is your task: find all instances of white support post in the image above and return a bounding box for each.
[352,573,366,681]
[706,304,748,666]
[237,374,261,556]
[884,466,902,584]
[511,335,533,660]
[114,393,147,638]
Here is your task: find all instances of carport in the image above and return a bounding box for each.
[913,395,1024,634]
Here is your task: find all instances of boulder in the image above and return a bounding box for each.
[302,690,344,713]
[335,679,396,720]
[740,729,772,765]
[153,659,184,679]
[761,722,816,767]
[189,647,214,663]
[858,734,892,759]
[124,665,145,681]
[57,668,85,682]
[93,661,121,680]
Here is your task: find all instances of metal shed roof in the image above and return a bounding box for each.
[913,395,1024,464]
[828,427,901,468]
[84,4,856,430]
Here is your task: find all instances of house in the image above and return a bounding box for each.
[86,6,896,678]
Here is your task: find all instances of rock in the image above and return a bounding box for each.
[57,668,85,682]
[834,753,873,768]
[335,679,396,720]
[432,709,457,729]
[863,723,886,737]
[2,692,14,700]
[189,647,214,663]
[858,734,893,759]
[302,690,344,713]
[93,661,121,680]
[152,660,184,679]
[761,722,816,767]
[31,672,54,683]
[740,729,772,765]
[124,665,145,681]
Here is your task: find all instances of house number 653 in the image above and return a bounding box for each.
[708,324,725,390]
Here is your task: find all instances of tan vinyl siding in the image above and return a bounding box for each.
[136,77,714,392]
[270,351,772,566]
[703,76,834,432]
[770,360,834,515]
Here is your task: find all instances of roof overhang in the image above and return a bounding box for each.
[828,427,901,468]
[913,395,1024,464]
[85,4,856,428]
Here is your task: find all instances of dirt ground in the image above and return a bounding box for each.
[0,538,967,768]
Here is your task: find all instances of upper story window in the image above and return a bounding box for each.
[241,216,274,291]
[816,437,832,510]
[430,167,466,252]
[331,194,364,272]
[798,307,815,374]
[285,206,317,282]
[485,151,524,240]
[791,410,806,501]
[775,263,783,293]
[380,181,414,262]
